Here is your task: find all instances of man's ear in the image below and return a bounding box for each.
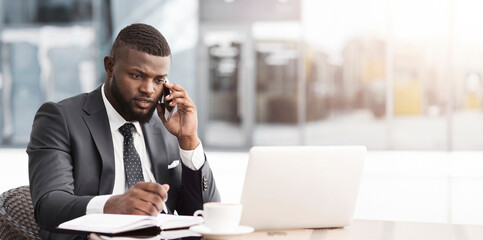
[104,56,114,78]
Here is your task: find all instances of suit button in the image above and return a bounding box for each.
[202,176,208,191]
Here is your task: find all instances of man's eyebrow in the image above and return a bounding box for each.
[130,68,167,78]
[131,68,147,76]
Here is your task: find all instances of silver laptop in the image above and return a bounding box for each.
[240,146,366,230]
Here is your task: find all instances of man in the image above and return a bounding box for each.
[28,23,220,239]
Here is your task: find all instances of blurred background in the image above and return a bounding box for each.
[2,0,483,150]
[1,0,483,226]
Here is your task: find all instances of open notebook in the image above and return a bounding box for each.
[58,213,203,236]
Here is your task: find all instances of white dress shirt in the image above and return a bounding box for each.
[86,84,205,214]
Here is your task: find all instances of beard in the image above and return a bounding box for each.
[110,74,156,123]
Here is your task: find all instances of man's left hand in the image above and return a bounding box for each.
[156,81,200,150]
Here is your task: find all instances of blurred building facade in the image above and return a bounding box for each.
[0,0,108,145]
[1,0,483,150]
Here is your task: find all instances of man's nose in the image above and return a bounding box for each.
[140,80,155,95]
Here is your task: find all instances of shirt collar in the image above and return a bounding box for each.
[101,84,143,137]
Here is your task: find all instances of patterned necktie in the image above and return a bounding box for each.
[119,123,144,188]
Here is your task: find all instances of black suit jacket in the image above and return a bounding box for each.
[27,86,220,240]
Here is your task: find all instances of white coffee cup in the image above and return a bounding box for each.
[193,202,243,232]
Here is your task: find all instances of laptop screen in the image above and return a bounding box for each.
[240,146,366,230]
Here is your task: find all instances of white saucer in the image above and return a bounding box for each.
[189,224,254,239]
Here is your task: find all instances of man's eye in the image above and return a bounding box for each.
[155,78,166,84]
[130,73,141,79]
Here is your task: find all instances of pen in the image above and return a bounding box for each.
[146,170,168,214]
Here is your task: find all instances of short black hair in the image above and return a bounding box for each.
[110,23,171,60]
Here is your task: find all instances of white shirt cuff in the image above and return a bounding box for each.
[179,141,205,171]
[86,195,112,214]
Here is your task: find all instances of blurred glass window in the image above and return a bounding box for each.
[1,42,43,145]
[3,0,93,25]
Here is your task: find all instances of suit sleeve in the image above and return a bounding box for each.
[174,154,220,215]
[27,102,93,231]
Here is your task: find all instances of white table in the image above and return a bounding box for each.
[90,219,483,239]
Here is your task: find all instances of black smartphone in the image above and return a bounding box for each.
[159,83,174,121]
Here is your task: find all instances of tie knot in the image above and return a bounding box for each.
[119,123,135,138]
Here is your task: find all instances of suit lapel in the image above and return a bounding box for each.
[82,87,115,195]
[142,119,168,183]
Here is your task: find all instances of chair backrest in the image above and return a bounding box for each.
[0,186,40,240]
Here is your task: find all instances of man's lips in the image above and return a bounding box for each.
[134,98,154,109]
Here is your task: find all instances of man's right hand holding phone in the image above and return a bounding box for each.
[157,80,201,151]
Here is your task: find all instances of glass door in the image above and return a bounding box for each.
[198,25,255,148]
